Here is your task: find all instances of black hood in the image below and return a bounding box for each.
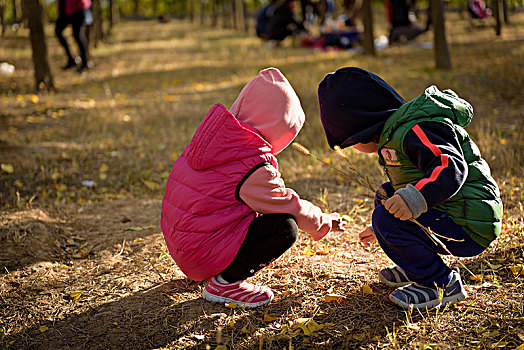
[318,67,406,149]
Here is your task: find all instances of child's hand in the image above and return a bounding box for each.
[359,227,376,247]
[381,194,413,220]
[330,213,346,231]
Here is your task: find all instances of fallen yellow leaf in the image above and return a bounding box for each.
[1,163,14,173]
[303,248,316,256]
[352,333,366,341]
[99,163,109,172]
[324,293,348,303]
[70,290,89,300]
[30,94,39,104]
[509,264,523,275]
[263,313,278,322]
[143,180,160,190]
[224,302,237,308]
[362,284,373,294]
[39,325,48,333]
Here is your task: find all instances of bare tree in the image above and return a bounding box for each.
[492,0,502,35]
[12,0,21,23]
[200,0,206,25]
[233,0,245,31]
[189,0,195,22]
[109,0,119,33]
[21,0,54,91]
[91,0,102,47]
[361,0,375,55]
[430,0,451,69]
[1,0,6,36]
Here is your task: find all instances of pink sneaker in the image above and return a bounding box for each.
[203,276,274,308]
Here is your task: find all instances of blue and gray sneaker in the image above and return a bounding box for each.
[379,265,412,287]
[388,269,467,309]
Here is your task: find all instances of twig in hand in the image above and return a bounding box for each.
[293,142,473,277]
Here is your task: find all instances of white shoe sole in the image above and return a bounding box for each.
[202,289,273,308]
[389,289,467,309]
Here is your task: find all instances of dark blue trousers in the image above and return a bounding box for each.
[372,183,485,287]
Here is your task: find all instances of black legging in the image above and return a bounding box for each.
[219,213,298,282]
[55,10,88,66]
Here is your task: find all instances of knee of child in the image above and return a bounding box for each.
[371,205,398,236]
[278,214,299,245]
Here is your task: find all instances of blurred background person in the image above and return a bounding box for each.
[55,0,93,73]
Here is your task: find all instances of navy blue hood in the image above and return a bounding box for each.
[318,67,406,149]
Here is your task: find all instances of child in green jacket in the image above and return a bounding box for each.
[318,67,502,309]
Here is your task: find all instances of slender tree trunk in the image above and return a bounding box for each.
[133,0,139,16]
[200,0,206,25]
[0,0,6,36]
[211,0,218,27]
[21,0,54,91]
[109,0,119,29]
[431,0,451,69]
[221,0,230,28]
[12,0,20,23]
[492,0,502,35]
[361,0,375,55]
[234,0,245,31]
[189,0,194,22]
[502,0,509,24]
[91,0,102,47]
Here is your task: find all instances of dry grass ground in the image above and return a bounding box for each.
[0,8,523,349]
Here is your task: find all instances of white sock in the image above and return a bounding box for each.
[216,274,238,284]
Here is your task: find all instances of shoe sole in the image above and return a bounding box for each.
[202,289,273,308]
[389,289,467,309]
[378,271,412,287]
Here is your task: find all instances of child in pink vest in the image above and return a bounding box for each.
[161,68,344,308]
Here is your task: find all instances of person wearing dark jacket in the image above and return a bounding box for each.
[266,0,305,44]
[256,0,281,39]
[55,0,92,72]
[318,67,502,309]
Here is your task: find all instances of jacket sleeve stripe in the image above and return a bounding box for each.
[415,155,449,190]
[411,124,442,156]
[411,124,450,190]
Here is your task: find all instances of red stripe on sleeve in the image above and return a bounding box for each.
[411,124,449,190]
[412,124,442,156]
[415,154,449,190]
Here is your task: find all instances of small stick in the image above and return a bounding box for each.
[293,142,473,277]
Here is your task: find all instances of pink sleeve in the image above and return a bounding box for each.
[239,164,334,240]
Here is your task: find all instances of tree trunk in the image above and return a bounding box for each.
[211,0,218,27]
[109,0,119,29]
[234,0,245,31]
[21,0,54,91]
[200,0,206,25]
[1,0,6,36]
[502,0,509,24]
[12,0,21,23]
[430,0,451,69]
[361,0,375,55]
[91,0,102,47]
[492,0,502,35]
[189,0,195,22]
[133,0,139,16]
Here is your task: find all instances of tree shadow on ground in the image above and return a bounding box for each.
[0,198,161,274]
[5,277,412,350]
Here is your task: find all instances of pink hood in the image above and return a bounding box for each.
[230,68,305,155]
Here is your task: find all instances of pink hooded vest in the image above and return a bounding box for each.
[57,0,91,16]
[161,68,305,281]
